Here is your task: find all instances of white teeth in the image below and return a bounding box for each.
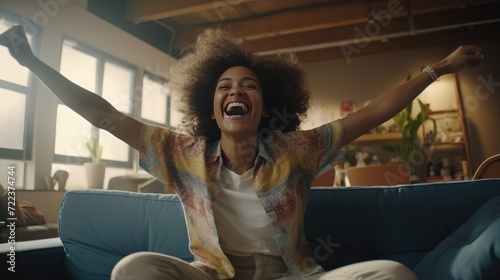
[228,102,247,111]
[225,102,249,113]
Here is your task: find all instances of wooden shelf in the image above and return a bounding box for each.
[355,132,401,142]
[434,141,465,146]
[422,74,472,177]
[428,109,459,115]
[349,74,472,179]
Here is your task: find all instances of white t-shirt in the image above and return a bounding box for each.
[212,166,281,257]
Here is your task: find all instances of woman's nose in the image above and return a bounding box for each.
[229,86,245,96]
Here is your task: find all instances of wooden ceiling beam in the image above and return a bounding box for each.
[173,0,499,50]
[126,0,255,23]
[294,22,500,65]
[246,2,500,54]
[174,0,372,48]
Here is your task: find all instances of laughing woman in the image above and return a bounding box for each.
[1,26,483,279]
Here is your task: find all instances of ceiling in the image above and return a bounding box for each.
[117,0,500,65]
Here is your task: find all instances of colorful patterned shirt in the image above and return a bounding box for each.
[139,120,345,279]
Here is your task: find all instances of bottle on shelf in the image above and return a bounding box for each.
[427,157,435,177]
[441,158,452,181]
[370,155,381,165]
[462,160,470,180]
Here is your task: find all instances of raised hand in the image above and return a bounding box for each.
[0,25,36,67]
[1,25,143,150]
[435,45,484,75]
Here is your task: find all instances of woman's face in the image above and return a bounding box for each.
[213,66,265,141]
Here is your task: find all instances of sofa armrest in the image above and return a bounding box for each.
[0,237,66,279]
[59,190,192,280]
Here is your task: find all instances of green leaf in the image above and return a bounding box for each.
[383,94,433,176]
[382,144,396,153]
[86,139,103,164]
[393,111,406,130]
[405,102,413,118]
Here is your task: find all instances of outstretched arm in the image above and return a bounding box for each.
[341,45,484,145]
[0,26,142,150]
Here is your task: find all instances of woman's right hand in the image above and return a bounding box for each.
[0,25,36,67]
[1,25,143,151]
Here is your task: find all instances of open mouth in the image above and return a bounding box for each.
[224,101,250,117]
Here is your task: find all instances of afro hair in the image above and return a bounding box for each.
[168,28,311,143]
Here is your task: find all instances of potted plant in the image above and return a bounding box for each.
[84,139,105,189]
[383,98,436,183]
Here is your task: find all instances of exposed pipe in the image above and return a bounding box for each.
[154,20,175,56]
[367,0,374,24]
[255,18,500,56]
[407,0,415,35]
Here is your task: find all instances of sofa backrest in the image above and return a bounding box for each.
[59,190,192,280]
[58,179,500,280]
[305,179,500,271]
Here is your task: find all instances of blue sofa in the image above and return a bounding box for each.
[2,179,500,280]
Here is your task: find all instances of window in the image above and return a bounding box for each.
[141,72,168,125]
[141,72,181,128]
[53,38,136,168]
[0,10,37,161]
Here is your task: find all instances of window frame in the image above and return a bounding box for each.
[0,8,39,161]
[53,36,137,168]
[140,71,174,128]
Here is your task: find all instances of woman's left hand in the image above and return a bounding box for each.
[434,45,484,76]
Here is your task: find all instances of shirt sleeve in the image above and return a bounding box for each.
[312,119,345,177]
[138,123,172,181]
[138,123,208,192]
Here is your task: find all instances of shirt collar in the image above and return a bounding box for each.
[206,137,275,197]
[256,138,275,164]
[206,138,275,165]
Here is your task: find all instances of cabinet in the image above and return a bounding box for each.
[352,74,471,182]
[421,74,472,180]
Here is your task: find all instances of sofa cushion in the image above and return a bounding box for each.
[305,179,500,271]
[59,190,192,280]
[413,196,500,280]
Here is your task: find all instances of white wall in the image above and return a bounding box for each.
[1,1,176,189]
[303,49,447,129]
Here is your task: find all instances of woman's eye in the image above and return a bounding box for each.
[217,83,257,90]
[243,84,257,89]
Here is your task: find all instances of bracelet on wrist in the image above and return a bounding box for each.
[422,66,439,82]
